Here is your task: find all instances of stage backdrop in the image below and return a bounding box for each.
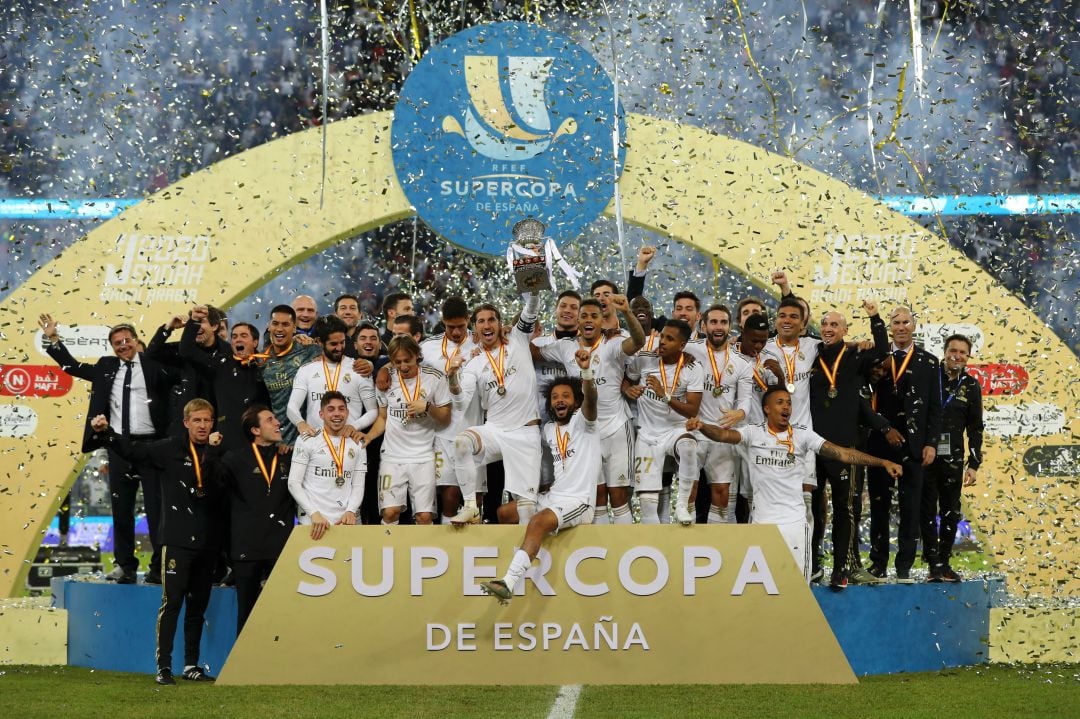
[0,111,1076,599]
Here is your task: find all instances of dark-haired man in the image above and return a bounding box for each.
[625,319,702,524]
[259,304,321,446]
[481,349,599,603]
[334,294,362,358]
[146,305,229,434]
[391,313,425,343]
[380,292,414,346]
[688,387,902,580]
[922,334,982,583]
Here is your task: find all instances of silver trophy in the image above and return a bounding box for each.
[509,219,552,293]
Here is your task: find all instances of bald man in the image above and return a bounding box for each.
[293,295,319,337]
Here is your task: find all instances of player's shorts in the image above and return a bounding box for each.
[695,435,738,485]
[775,519,811,581]
[633,429,694,492]
[466,423,542,501]
[378,460,436,514]
[434,436,487,493]
[600,420,634,488]
[538,491,594,533]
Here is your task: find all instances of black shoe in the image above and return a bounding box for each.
[182,666,215,682]
[927,565,943,583]
[155,668,176,686]
[144,570,162,585]
[116,570,137,585]
[809,566,824,583]
[867,563,887,579]
[895,570,915,584]
[829,569,848,592]
[939,565,961,583]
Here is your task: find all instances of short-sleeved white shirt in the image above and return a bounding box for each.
[458,328,539,429]
[288,432,366,523]
[626,351,704,440]
[539,336,631,436]
[544,410,601,503]
[377,366,451,463]
[761,337,819,430]
[737,422,824,525]
[685,340,754,424]
[288,358,377,430]
[736,349,779,425]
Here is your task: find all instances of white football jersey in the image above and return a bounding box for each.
[539,335,631,436]
[626,351,704,440]
[737,422,823,525]
[532,334,569,422]
[287,357,377,431]
[458,327,539,429]
[544,410,601,503]
[761,337,819,430]
[685,340,754,424]
[288,432,366,524]
[377,366,451,463]
[421,333,483,440]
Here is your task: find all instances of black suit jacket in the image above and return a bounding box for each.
[870,346,943,457]
[45,342,176,453]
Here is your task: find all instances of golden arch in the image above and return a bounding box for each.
[0,112,1075,598]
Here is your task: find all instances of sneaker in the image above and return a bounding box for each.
[847,567,885,585]
[867,563,887,579]
[829,569,848,592]
[448,504,480,526]
[116,570,137,585]
[674,505,694,526]
[182,666,215,682]
[809,566,824,583]
[144,569,162,585]
[479,579,512,605]
[927,565,943,583]
[939,565,961,583]
[105,565,127,581]
[895,570,915,584]
[155,668,176,686]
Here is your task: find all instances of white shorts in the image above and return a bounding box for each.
[633,429,693,492]
[467,423,542,501]
[434,436,487,493]
[775,519,811,582]
[695,436,738,485]
[378,460,436,514]
[538,492,594,533]
[600,420,634,488]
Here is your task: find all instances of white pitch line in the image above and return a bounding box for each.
[546,684,582,719]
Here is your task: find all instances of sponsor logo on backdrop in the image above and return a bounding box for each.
[0,404,38,438]
[965,363,1029,395]
[983,402,1064,437]
[810,232,921,305]
[34,325,113,360]
[1023,445,1080,477]
[0,365,72,398]
[100,233,209,304]
[914,323,985,357]
[391,22,624,256]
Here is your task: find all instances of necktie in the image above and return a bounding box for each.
[121,361,133,436]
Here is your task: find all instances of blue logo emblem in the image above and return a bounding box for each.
[392,22,625,256]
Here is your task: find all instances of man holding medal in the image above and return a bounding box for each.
[866,306,944,583]
[480,349,601,603]
[363,335,452,525]
[220,405,295,633]
[448,291,545,526]
[624,318,703,525]
[686,304,755,523]
[808,301,901,589]
[287,391,366,538]
[90,398,224,685]
[687,387,903,580]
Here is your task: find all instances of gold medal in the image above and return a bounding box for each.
[322,357,342,392]
[712,387,723,397]
[555,422,571,470]
[188,440,205,497]
[658,353,685,399]
[335,475,345,487]
[827,387,838,399]
[397,369,422,426]
[251,442,278,495]
[440,335,462,373]
[706,343,728,401]
[778,340,799,394]
[323,430,347,489]
[818,345,847,401]
[484,344,508,397]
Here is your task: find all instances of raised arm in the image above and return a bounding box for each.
[575,349,598,422]
[611,294,646,356]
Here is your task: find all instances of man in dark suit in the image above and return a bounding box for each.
[39,314,176,584]
[865,306,943,583]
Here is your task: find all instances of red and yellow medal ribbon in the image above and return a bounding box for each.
[644,331,658,352]
[484,343,507,394]
[890,345,915,387]
[322,356,342,392]
[658,353,686,397]
[581,336,603,356]
[441,335,461,373]
[767,426,795,456]
[752,354,768,391]
[188,440,204,491]
[818,345,847,395]
[251,442,278,490]
[706,343,729,390]
[555,423,571,467]
[778,340,799,387]
[322,429,346,478]
[271,340,294,358]
[397,368,422,404]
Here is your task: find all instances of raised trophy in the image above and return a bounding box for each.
[508,218,552,293]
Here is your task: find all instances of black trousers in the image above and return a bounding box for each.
[156,544,216,671]
[812,459,855,572]
[107,443,163,574]
[232,558,277,634]
[921,462,963,566]
[868,457,924,574]
[360,436,383,525]
[849,464,867,567]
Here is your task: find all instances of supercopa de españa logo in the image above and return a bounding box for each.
[391,22,625,256]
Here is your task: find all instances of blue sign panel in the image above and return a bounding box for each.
[391,22,625,256]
